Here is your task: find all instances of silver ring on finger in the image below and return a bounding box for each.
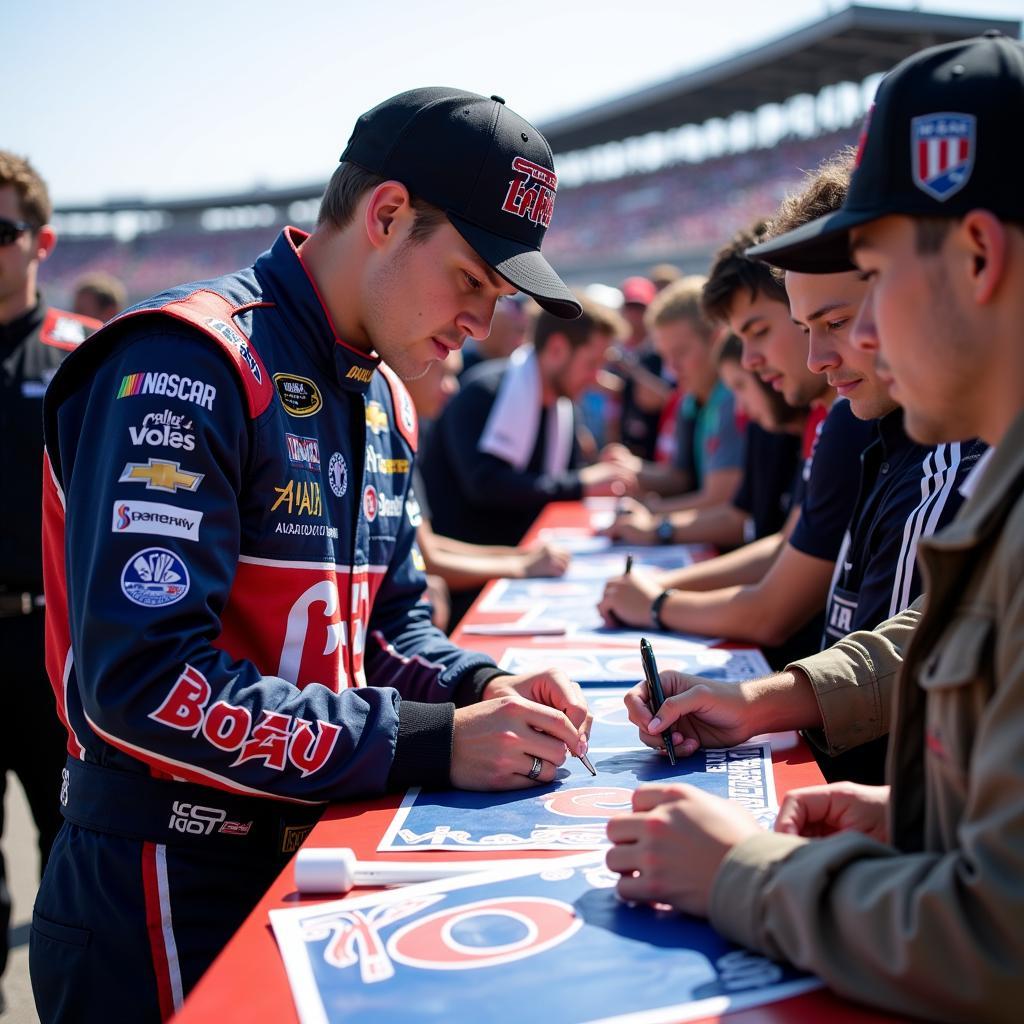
[527,755,543,781]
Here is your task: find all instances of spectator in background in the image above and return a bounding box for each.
[404,350,570,630]
[0,151,100,1004]
[421,296,637,547]
[648,262,682,292]
[576,282,625,452]
[717,337,807,543]
[606,275,671,458]
[72,271,126,323]
[459,293,530,379]
[606,333,805,550]
[603,276,745,511]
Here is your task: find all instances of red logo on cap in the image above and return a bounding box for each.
[501,157,557,228]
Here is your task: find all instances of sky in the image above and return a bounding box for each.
[5,0,1022,206]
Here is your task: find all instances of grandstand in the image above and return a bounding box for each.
[43,4,1020,306]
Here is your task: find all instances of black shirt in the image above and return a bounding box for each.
[0,298,95,592]
[789,399,877,562]
[731,423,802,541]
[420,359,584,546]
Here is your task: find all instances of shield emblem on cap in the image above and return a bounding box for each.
[911,113,976,202]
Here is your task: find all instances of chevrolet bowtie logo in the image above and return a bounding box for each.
[119,459,205,494]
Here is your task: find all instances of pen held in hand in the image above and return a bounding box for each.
[640,636,677,766]
[563,704,598,776]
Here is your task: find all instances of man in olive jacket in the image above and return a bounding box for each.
[605,34,1024,1023]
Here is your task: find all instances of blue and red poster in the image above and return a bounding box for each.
[270,852,820,1024]
[498,647,770,686]
[378,742,777,852]
[477,543,702,632]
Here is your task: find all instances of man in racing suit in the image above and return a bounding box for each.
[30,88,590,1023]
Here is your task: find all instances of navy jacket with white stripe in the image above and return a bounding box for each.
[823,407,986,647]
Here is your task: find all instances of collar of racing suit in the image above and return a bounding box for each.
[254,227,381,396]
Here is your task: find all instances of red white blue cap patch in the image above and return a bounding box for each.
[911,113,975,202]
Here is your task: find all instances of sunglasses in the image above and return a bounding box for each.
[0,217,35,246]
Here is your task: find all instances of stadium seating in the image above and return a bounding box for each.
[42,128,856,307]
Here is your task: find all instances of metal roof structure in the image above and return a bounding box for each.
[539,4,1021,154]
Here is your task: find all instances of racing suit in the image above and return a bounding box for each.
[30,228,503,1022]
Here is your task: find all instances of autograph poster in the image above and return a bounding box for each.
[271,853,819,1024]
[379,743,777,852]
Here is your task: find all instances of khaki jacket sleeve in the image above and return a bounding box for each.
[788,597,922,755]
[708,581,1024,1023]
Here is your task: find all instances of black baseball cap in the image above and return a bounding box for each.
[340,87,581,319]
[748,33,1024,274]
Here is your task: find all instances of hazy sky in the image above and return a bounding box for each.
[6,0,1022,206]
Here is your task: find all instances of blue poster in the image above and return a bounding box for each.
[585,688,641,749]
[478,577,605,630]
[498,647,770,687]
[478,543,702,631]
[379,743,777,852]
[564,544,700,580]
[270,853,820,1024]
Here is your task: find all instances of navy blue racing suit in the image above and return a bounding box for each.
[31,228,503,1022]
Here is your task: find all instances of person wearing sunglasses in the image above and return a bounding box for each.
[0,150,100,1006]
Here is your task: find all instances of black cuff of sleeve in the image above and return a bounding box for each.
[454,665,509,708]
[387,701,455,791]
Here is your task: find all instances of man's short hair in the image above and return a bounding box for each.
[0,150,51,227]
[317,161,448,243]
[702,222,788,324]
[765,147,855,277]
[74,272,127,316]
[646,275,715,339]
[533,295,626,353]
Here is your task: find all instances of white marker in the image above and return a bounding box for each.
[294,848,555,894]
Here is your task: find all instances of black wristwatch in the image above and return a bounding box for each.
[651,588,677,630]
[655,516,674,545]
